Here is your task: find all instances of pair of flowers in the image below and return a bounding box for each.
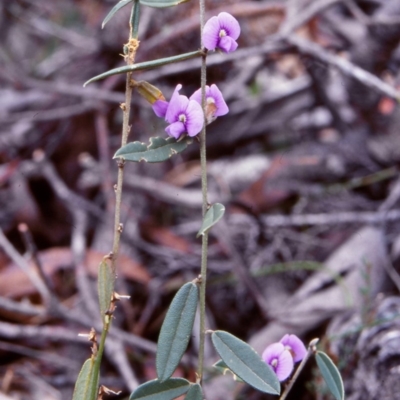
[263,334,307,382]
[152,84,228,139]
[151,12,240,139]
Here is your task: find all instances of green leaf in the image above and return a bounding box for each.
[184,384,203,400]
[315,351,345,400]
[157,283,198,381]
[213,360,244,382]
[83,51,202,86]
[129,378,191,400]
[196,203,225,237]
[98,260,114,323]
[102,0,134,28]
[72,358,99,400]
[211,331,280,395]
[140,0,189,7]
[114,136,192,163]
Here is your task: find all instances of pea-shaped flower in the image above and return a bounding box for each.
[153,84,204,139]
[203,12,240,53]
[262,342,294,381]
[190,84,229,124]
[280,334,307,363]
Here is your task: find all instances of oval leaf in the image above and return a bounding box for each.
[157,283,199,381]
[140,0,188,7]
[130,378,191,400]
[98,260,115,323]
[211,331,280,395]
[184,384,203,400]
[83,51,202,86]
[102,0,133,28]
[72,358,99,400]
[197,203,225,237]
[315,351,345,400]
[114,136,192,163]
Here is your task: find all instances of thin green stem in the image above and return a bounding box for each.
[196,0,208,382]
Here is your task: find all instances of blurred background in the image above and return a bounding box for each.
[1,0,400,399]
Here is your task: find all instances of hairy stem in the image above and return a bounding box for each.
[196,0,208,382]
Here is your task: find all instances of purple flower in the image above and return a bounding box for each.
[203,12,240,53]
[190,84,229,123]
[262,343,294,381]
[153,84,204,139]
[280,334,307,363]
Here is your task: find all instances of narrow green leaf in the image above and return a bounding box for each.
[211,331,280,395]
[184,384,203,400]
[83,50,202,86]
[197,203,225,237]
[140,0,189,7]
[102,0,133,28]
[114,136,192,163]
[72,358,99,400]
[315,351,345,400]
[129,378,191,400]
[157,283,198,381]
[98,260,114,323]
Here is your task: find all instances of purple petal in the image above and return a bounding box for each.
[166,96,189,124]
[152,99,169,118]
[275,350,294,381]
[218,12,240,40]
[166,121,185,139]
[262,343,294,381]
[185,100,204,137]
[208,84,229,116]
[165,84,185,122]
[280,334,307,363]
[202,16,220,51]
[218,36,238,53]
[189,86,206,105]
[262,343,285,365]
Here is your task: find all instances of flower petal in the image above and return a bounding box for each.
[275,350,294,381]
[218,12,240,40]
[189,86,207,105]
[262,342,285,365]
[152,99,169,118]
[280,334,307,363]
[185,100,204,137]
[209,84,229,116]
[202,16,220,51]
[165,84,186,122]
[218,36,238,53]
[166,121,185,139]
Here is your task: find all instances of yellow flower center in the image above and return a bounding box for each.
[179,114,186,123]
[219,29,227,38]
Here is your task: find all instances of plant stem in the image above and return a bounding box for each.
[197,0,208,382]
[92,2,140,397]
[111,0,140,274]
